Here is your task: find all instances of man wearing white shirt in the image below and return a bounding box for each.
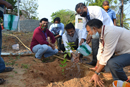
[86,19,130,87]
[75,3,113,66]
[49,17,64,51]
[61,23,82,62]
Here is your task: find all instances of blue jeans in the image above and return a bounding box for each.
[105,54,130,81]
[32,44,58,59]
[0,26,5,73]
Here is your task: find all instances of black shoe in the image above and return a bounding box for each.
[87,62,96,66]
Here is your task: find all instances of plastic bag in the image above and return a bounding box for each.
[12,44,19,50]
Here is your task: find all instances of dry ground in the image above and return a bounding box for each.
[0,31,130,87]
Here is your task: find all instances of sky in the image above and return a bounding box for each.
[37,0,86,22]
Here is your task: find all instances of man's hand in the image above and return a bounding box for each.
[90,61,99,71]
[5,2,13,10]
[86,36,92,44]
[72,53,80,63]
[90,74,104,87]
[90,67,97,71]
[79,39,85,46]
[55,35,60,39]
[51,44,55,50]
[49,43,55,50]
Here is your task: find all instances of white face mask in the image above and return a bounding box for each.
[54,23,60,28]
[92,30,99,39]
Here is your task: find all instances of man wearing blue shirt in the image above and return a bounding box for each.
[103,1,116,26]
[49,17,64,52]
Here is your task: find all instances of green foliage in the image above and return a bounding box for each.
[86,0,117,9]
[6,0,17,14]
[5,55,20,66]
[20,0,39,19]
[116,14,130,30]
[21,64,29,69]
[0,18,3,23]
[51,9,75,25]
[86,0,130,29]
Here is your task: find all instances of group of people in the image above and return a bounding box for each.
[0,0,130,86]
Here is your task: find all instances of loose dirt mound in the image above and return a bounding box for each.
[1,55,116,87]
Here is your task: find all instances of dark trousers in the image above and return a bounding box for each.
[57,36,62,51]
[0,25,5,73]
[54,34,62,51]
[105,54,130,81]
[91,38,99,63]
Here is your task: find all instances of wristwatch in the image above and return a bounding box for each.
[95,71,100,75]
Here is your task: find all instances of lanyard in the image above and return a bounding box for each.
[100,25,105,53]
[42,31,47,40]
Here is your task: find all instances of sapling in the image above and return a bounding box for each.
[59,42,76,75]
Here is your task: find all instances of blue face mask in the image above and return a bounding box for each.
[54,23,60,28]
[92,30,99,39]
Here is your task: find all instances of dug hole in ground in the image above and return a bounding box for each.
[1,31,130,87]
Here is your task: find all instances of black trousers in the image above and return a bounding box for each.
[91,38,99,63]
[53,34,62,51]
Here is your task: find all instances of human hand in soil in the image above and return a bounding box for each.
[90,74,104,87]
[86,36,92,44]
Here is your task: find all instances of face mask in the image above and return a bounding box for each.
[103,6,109,10]
[54,23,60,28]
[80,12,87,17]
[92,30,100,39]
[41,24,48,31]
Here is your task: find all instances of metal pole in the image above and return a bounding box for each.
[17,0,20,32]
[120,6,122,26]
[121,0,124,27]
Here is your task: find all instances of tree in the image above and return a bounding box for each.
[51,9,75,26]
[5,0,17,14]
[19,0,39,19]
[86,0,130,29]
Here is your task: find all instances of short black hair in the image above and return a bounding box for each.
[75,3,86,11]
[54,17,60,23]
[65,23,75,30]
[86,19,103,29]
[40,18,48,23]
[103,1,109,5]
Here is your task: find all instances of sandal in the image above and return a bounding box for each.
[0,78,5,84]
[3,67,14,72]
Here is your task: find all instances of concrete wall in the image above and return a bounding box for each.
[18,19,52,32]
